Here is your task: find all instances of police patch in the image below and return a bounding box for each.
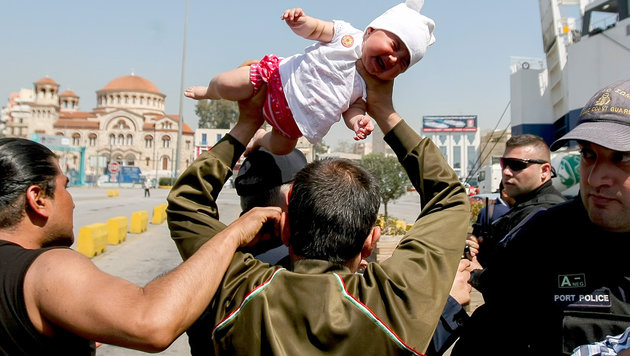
[558,273,586,288]
[567,289,612,309]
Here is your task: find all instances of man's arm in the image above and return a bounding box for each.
[281,8,334,43]
[167,89,265,259]
[24,207,281,352]
[358,60,470,351]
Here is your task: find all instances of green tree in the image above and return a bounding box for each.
[361,153,409,227]
[195,99,239,129]
[314,140,329,155]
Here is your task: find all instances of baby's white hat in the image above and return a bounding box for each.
[366,0,436,68]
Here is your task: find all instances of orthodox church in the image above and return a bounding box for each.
[1,74,194,180]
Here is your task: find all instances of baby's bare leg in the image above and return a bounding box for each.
[185,66,254,100]
[245,128,298,156]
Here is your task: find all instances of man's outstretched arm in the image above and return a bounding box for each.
[167,87,266,259]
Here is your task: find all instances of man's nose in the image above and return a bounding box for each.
[586,159,613,188]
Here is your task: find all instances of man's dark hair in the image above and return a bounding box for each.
[240,185,285,213]
[505,134,551,160]
[0,138,58,228]
[288,158,380,263]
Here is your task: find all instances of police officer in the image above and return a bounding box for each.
[453,79,630,355]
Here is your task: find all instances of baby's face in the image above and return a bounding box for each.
[361,28,410,80]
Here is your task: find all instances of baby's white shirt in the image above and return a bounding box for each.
[279,20,367,143]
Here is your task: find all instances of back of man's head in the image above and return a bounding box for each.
[505,134,551,162]
[235,148,307,213]
[288,158,380,264]
[0,138,58,228]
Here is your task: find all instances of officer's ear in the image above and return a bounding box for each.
[541,162,552,181]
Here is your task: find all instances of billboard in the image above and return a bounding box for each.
[422,115,477,132]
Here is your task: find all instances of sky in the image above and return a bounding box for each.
[0,1,548,149]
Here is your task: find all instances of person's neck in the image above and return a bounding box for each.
[514,180,551,204]
[0,223,46,249]
[289,250,362,273]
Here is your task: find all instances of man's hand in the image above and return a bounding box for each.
[450,259,473,306]
[355,60,400,134]
[465,235,480,257]
[221,206,282,248]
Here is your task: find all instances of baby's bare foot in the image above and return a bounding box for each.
[184,86,210,100]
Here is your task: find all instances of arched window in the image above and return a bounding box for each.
[109,134,116,146]
[72,133,80,146]
[162,156,169,170]
[117,120,129,130]
[145,157,150,167]
[162,135,170,148]
[126,134,133,146]
[117,134,124,146]
[88,133,97,146]
[145,135,153,148]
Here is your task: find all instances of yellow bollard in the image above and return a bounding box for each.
[151,204,168,225]
[130,210,149,234]
[107,216,128,244]
[76,223,108,258]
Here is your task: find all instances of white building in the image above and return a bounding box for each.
[1,75,195,181]
[194,128,231,158]
[421,115,480,180]
[510,0,630,144]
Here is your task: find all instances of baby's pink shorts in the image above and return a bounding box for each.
[250,55,302,140]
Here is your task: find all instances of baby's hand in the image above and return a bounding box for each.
[281,8,306,29]
[353,116,374,141]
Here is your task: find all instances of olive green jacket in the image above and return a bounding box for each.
[167,120,469,355]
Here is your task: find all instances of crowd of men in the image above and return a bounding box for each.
[1,64,629,355]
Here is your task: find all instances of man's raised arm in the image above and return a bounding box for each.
[358,60,470,350]
[167,87,266,260]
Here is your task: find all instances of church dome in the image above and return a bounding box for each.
[100,74,162,95]
[35,76,59,86]
[60,90,78,97]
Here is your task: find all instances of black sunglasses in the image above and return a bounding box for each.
[499,157,548,172]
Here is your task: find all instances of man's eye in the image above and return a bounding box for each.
[579,148,596,161]
[612,152,630,164]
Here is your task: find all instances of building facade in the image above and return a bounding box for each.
[1,75,195,182]
[421,115,480,180]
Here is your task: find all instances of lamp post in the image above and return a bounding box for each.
[153,125,158,187]
[175,0,189,177]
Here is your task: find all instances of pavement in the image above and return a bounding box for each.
[91,217,192,355]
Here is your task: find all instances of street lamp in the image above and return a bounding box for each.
[175,0,189,177]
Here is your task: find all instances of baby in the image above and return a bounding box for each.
[186,0,435,155]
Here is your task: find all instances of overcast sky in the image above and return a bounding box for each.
[0,1,548,148]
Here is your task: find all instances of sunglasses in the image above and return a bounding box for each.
[499,157,548,172]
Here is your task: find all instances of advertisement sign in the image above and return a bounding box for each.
[422,115,477,132]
